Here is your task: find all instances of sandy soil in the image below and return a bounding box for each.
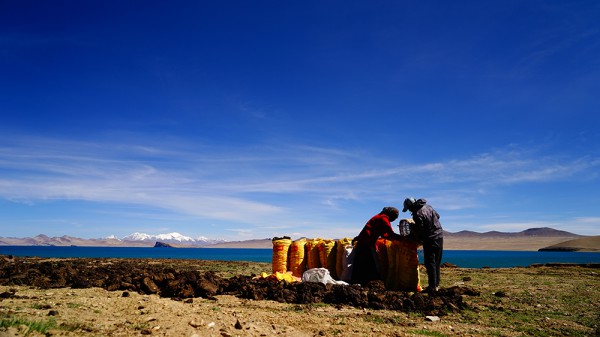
[1,258,598,337]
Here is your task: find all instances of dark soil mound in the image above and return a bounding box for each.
[0,256,478,316]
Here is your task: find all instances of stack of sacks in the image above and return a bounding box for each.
[270,236,421,292]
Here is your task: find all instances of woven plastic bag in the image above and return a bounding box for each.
[272,237,292,273]
[289,238,307,277]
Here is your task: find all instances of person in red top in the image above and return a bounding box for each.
[350,206,404,285]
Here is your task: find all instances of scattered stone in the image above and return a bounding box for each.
[48,310,59,316]
[122,291,130,297]
[234,319,243,329]
[189,320,203,328]
[494,291,507,298]
[462,276,472,282]
[425,316,440,322]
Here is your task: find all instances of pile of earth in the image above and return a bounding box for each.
[0,256,479,316]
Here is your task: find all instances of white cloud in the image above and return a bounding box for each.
[1,135,599,237]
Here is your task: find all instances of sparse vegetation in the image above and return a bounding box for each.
[0,259,598,336]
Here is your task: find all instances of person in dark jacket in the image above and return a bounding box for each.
[351,206,404,285]
[402,197,444,293]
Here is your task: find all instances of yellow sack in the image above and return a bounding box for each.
[289,238,307,277]
[260,271,299,283]
[318,239,337,278]
[335,238,352,279]
[272,237,292,274]
[305,238,322,270]
[384,240,421,291]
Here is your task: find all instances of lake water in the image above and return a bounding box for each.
[1,246,598,268]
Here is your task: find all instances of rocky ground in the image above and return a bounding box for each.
[0,256,598,336]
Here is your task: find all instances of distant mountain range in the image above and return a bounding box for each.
[0,232,226,247]
[443,227,581,238]
[0,227,589,249]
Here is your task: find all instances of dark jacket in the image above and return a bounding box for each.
[411,199,443,242]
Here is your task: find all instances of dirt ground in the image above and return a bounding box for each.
[0,256,598,336]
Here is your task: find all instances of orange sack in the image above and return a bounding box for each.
[271,237,292,274]
[318,239,337,279]
[305,238,322,270]
[288,238,307,277]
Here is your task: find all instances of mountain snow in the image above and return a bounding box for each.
[121,232,224,245]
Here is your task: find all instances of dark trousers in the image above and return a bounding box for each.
[423,237,443,289]
[350,243,381,285]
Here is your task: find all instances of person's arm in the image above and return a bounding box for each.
[381,219,404,241]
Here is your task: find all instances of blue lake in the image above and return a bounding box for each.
[0,246,598,268]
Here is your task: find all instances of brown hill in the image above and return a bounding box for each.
[0,228,591,251]
[538,236,600,252]
[203,239,272,249]
[444,227,581,238]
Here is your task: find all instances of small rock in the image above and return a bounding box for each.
[122,291,130,297]
[48,310,59,316]
[207,322,216,328]
[184,298,193,304]
[425,316,440,322]
[462,276,472,282]
[234,320,243,329]
[493,291,507,297]
[189,320,203,328]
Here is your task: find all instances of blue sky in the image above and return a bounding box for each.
[1,1,599,240]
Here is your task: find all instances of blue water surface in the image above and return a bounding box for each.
[0,246,598,268]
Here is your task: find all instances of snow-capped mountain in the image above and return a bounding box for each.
[122,232,225,246]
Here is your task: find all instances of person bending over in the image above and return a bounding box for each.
[351,206,404,285]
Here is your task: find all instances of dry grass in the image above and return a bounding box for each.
[1,260,598,336]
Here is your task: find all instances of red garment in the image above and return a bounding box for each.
[356,213,402,247]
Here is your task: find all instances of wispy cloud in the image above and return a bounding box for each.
[1,134,599,237]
